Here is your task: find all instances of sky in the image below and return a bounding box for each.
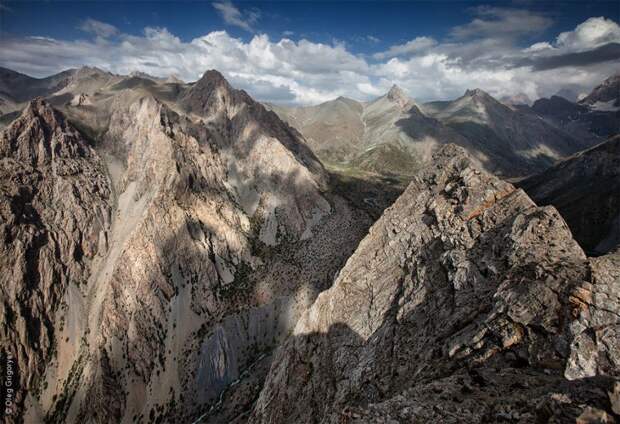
[0,0,619,105]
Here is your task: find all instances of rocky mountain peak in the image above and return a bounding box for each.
[181,69,245,116]
[579,73,620,106]
[464,88,493,100]
[22,97,63,124]
[602,73,620,86]
[386,84,411,104]
[129,70,159,80]
[74,65,110,78]
[166,74,183,84]
[0,98,88,165]
[195,69,230,89]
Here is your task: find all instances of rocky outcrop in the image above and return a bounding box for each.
[520,136,620,256]
[251,144,620,423]
[0,98,113,421]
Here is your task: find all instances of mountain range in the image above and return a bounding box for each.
[268,79,615,180]
[0,66,618,423]
[526,74,620,141]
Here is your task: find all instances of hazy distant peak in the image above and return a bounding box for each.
[464,88,492,99]
[500,92,532,106]
[579,73,620,106]
[166,74,183,84]
[386,84,407,101]
[128,70,161,81]
[76,65,109,76]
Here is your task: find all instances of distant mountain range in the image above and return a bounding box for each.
[526,74,620,140]
[519,135,620,256]
[267,77,618,179]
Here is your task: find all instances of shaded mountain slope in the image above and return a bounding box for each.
[425,89,591,176]
[520,136,620,256]
[529,75,620,139]
[0,67,76,104]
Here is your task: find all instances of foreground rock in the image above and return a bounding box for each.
[251,144,620,423]
[520,136,620,256]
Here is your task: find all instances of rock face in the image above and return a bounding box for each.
[0,99,113,420]
[251,145,620,423]
[0,69,371,423]
[520,136,620,256]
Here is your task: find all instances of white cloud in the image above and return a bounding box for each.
[556,17,620,51]
[79,18,119,38]
[212,1,259,33]
[0,14,618,105]
[373,37,437,60]
[523,42,554,53]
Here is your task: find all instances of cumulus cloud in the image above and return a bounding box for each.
[0,13,618,105]
[79,18,119,38]
[523,42,554,53]
[373,37,437,59]
[212,1,259,33]
[556,17,620,51]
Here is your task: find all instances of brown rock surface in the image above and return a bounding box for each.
[0,98,113,421]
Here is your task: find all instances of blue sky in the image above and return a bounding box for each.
[1,1,619,104]
[3,1,618,52]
